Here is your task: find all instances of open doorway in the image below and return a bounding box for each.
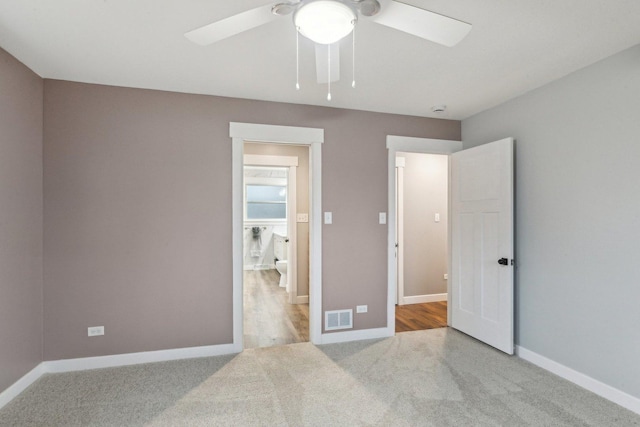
[387,136,515,355]
[386,136,463,334]
[242,142,310,348]
[230,123,323,350]
[395,152,449,332]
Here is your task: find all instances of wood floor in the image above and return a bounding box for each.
[244,271,443,344]
[395,301,448,332]
[244,269,309,349]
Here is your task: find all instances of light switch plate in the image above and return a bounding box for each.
[379,212,387,224]
[296,213,309,223]
[88,326,104,337]
[324,212,332,224]
[435,213,440,222]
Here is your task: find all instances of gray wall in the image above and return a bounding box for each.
[43,79,460,359]
[398,153,448,297]
[462,45,640,399]
[244,143,310,297]
[0,48,43,392]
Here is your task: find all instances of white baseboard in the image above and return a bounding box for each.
[295,295,309,304]
[45,342,240,373]
[400,293,447,305]
[320,327,393,345]
[0,342,241,410]
[0,363,46,410]
[516,346,640,415]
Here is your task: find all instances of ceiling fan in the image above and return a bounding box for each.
[185,0,471,92]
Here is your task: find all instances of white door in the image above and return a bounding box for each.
[450,138,514,354]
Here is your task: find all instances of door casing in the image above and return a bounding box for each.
[231,123,324,350]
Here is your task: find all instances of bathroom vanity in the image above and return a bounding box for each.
[273,232,288,261]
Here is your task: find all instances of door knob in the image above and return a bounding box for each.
[498,258,509,266]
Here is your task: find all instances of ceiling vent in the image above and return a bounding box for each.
[325,309,353,331]
[431,105,447,113]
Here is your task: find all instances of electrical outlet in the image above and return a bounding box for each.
[88,326,104,337]
[356,305,368,313]
[379,212,386,224]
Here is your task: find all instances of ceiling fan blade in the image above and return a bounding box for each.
[315,43,340,84]
[185,4,279,46]
[372,1,471,47]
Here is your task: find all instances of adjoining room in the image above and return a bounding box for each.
[242,142,311,349]
[395,152,449,333]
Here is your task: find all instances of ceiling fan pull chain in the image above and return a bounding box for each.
[352,21,356,88]
[296,27,300,90]
[327,44,332,101]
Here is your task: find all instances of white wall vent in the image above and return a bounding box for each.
[325,309,353,331]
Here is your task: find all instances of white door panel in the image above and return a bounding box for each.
[451,138,514,354]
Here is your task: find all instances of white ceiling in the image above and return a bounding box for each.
[1,1,639,120]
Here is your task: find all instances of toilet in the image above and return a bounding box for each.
[275,260,288,289]
[273,232,288,290]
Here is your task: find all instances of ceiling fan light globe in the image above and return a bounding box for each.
[294,1,356,45]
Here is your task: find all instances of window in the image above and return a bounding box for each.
[244,166,288,221]
[245,184,287,220]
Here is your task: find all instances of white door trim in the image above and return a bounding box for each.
[386,136,463,333]
[287,165,297,303]
[231,123,324,348]
[395,157,405,305]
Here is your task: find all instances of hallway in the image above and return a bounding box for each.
[395,301,447,332]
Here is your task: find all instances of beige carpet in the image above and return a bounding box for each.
[1,328,638,426]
